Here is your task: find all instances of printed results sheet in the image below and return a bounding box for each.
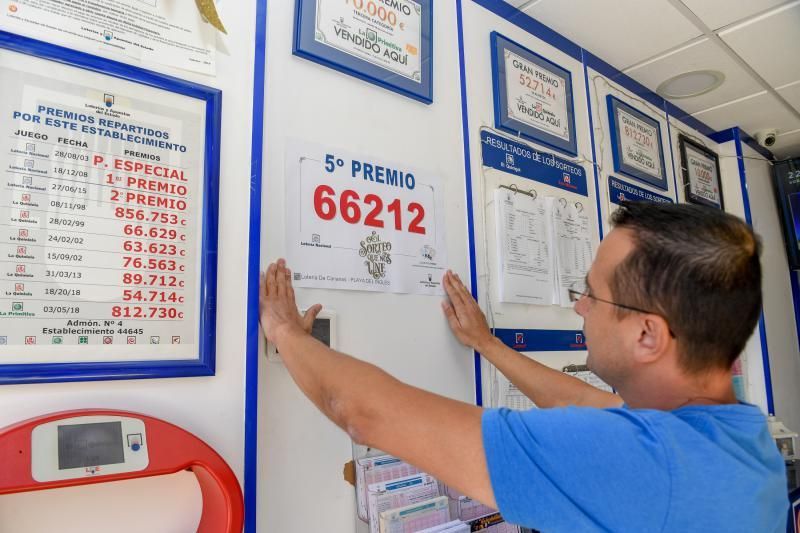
[494,188,553,305]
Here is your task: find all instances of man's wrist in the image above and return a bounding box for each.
[474,334,500,355]
[274,322,307,348]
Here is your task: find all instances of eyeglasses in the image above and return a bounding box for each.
[568,284,676,338]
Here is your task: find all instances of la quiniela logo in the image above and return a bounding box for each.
[359,231,392,280]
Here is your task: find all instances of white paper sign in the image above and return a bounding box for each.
[315,0,423,82]
[1,0,216,75]
[504,50,570,142]
[286,141,446,295]
[552,200,592,307]
[0,48,206,363]
[617,108,663,180]
[685,144,721,206]
[494,189,553,305]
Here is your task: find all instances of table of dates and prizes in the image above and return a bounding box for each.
[2,126,199,353]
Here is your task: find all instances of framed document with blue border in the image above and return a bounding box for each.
[0,31,221,384]
[293,0,433,104]
[678,135,724,210]
[490,32,578,156]
[607,95,668,190]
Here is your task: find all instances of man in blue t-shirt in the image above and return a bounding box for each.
[259,202,788,531]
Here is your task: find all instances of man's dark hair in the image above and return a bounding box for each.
[609,201,762,373]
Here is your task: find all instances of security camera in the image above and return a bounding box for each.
[755,129,778,148]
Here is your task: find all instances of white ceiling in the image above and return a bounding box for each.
[504,0,800,159]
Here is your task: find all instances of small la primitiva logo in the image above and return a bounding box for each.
[359,231,392,280]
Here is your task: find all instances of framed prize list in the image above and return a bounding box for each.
[293,0,433,104]
[0,31,221,384]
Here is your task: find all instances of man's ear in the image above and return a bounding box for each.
[632,315,672,363]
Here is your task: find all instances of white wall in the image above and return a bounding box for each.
[0,1,255,531]
[257,2,473,532]
[460,2,600,396]
[741,143,800,431]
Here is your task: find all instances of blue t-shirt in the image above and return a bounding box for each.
[482,404,788,532]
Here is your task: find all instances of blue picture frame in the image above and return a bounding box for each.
[293,0,433,104]
[490,31,578,156]
[607,95,668,190]
[0,30,221,385]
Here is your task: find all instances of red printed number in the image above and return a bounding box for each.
[312,186,426,235]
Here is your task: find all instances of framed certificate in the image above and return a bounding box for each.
[293,0,433,104]
[679,135,724,210]
[607,95,668,190]
[491,32,578,156]
[0,31,221,384]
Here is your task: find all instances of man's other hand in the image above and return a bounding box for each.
[442,270,494,352]
[260,259,322,344]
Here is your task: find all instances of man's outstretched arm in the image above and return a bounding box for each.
[441,271,622,409]
[260,260,497,509]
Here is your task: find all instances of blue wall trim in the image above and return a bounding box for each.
[791,272,800,363]
[470,0,582,60]
[711,127,776,161]
[709,128,736,144]
[456,0,483,406]
[732,129,775,415]
[244,0,268,531]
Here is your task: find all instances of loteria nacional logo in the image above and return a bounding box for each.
[359,231,392,280]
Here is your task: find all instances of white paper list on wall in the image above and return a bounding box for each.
[551,199,592,308]
[494,188,553,305]
[492,186,593,309]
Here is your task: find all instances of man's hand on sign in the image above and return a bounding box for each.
[441,270,494,353]
[260,259,322,345]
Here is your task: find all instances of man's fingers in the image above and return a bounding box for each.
[276,258,289,299]
[265,262,278,297]
[454,273,472,297]
[259,272,267,313]
[303,304,323,330]
[441,300,465,334]
[443,271,467,307]
[286,268,296,304]
[451,272,481,312]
